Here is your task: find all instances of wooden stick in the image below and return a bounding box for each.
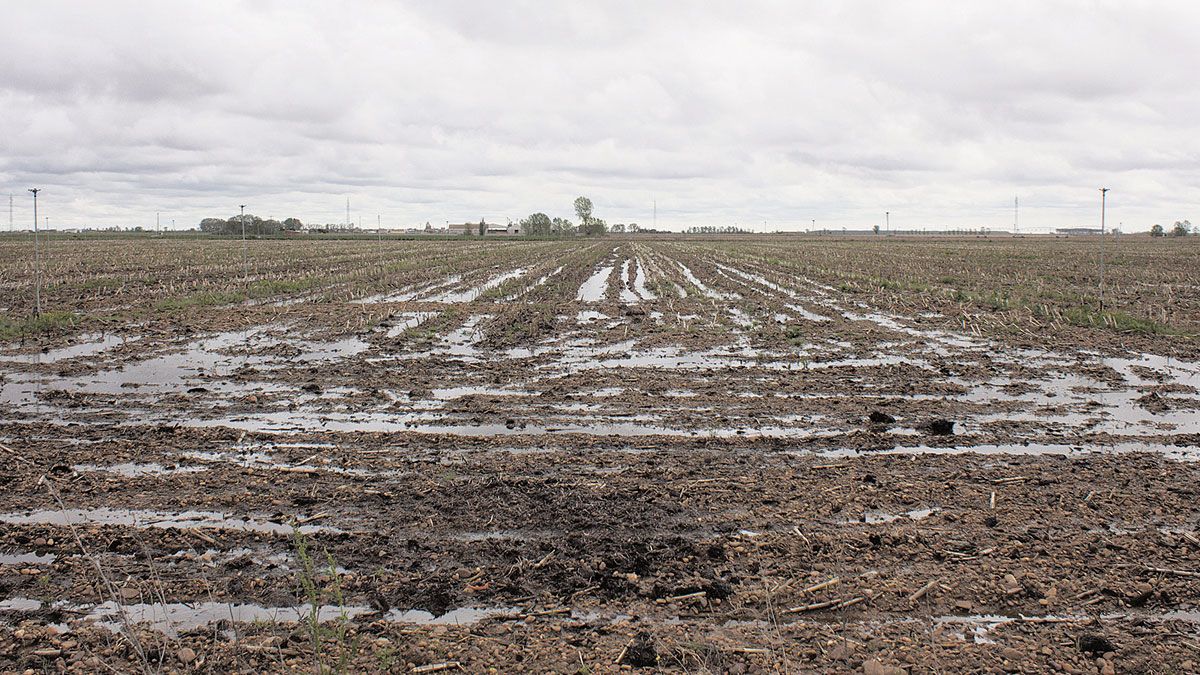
[834,596,865,610]
[411,662,462,673]
[800,577,840,595]
[614,638,634,665]
[784,599,840,613]
[0,444,31,465]
[908,580,938,603]
[1144,565,1200,578]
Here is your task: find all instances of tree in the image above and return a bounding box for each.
[551,217,575,235]
[1171,220,1192,237]
[478,219,486,236]
[610,223,625,234]
[872,224,880,234]
[199,217,226,234]
[1150,224,1165,237]
[574,196,593,226]
[581,217,608,236]
[282,217,303,231]
[520,212,553,236]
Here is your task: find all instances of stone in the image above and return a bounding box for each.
[863,659,906,675]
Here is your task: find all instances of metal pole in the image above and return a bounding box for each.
[239,204,247,278]
[29,188,41,317]
[886,211,890,234]
[1099,188,1107,310]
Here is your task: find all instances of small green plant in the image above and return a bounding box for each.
[0,311,78,340]
[293,528,359,674]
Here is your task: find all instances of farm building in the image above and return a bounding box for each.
[448,221,522,236]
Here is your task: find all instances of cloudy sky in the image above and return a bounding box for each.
[2,1,1197,232]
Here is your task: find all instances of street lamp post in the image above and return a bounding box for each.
[1099,188,1108,310]
[28,188,41,316]
[239,204,248,278]
[886,211,890,234]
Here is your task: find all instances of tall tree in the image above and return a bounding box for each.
[574,197,593,226]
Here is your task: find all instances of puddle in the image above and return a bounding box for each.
[0,598,44,612]
[631,259,657,299]
[577,265,614,302]
[0,598,519,636]
[0,551,57,565]
[576,310,609,323]
[384,312,436,338]
[73,462,207,477]
[505,266,564,301]
[385,606,518,624]
[727,308,755,328]
[675,261,737,300]
[845,507,939,524]
[184,449,372,477]
[786,304,832,322]
[815,441,1200,462]
[87,600,374,636]
[0,325,367,410]
[0,508,339,536]
[425,268,527,303]
[0,333,133,364]
[352,274,464,304]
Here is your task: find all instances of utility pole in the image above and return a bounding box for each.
[239,204,248,278]
[1014,196,1019,236]
[8,195,12,231]
[653,199,656,231]
[28,188,41,316]
[1099,188,1108,310]
[886,211,890,234]
[346,197,350,232]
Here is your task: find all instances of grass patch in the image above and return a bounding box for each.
[1061,307,1184,335]
[0,311,79,340]
[247,277,320,299]
[154,290,247,311]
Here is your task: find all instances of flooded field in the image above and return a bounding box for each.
[1,235,1198,672]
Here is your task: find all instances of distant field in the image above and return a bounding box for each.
[1,234,1198,672]
[0,234,1196,348]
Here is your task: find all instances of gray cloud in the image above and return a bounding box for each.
[1,0,1197,232]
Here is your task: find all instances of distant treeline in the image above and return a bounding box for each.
[198,215,304,236]
[684,226,753,234]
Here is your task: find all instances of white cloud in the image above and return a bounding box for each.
[1,0,1197,232]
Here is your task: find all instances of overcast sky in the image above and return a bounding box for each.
[2,1,1198,232]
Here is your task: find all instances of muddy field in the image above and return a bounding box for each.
[1,234,1198,673]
